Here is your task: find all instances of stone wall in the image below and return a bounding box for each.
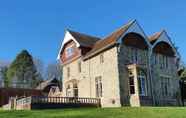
[62,43,181,107]
[151,53,180,106]
[62,47,121,107]
[118,44,150,106]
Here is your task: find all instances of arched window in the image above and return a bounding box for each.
[138,70,147,96]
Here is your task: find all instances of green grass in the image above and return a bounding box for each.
[0,107,186,118]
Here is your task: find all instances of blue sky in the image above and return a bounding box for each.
[0,0,186,64]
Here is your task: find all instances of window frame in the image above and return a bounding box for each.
[66,85,71,97]
[95,76,103,98]
[67,67,70,78]
[100,54,104,63]
[65,45,74,58]
[131,47,138,64]
[160,76,170,97]
[128,69,135,95]
[138,70,147,96]
[73,83,78,97]
[78,61,81,73]
[129,76,135,94]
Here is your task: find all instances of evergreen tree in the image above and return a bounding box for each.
[7,50,41,88]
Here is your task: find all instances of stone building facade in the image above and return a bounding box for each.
[58,20,181,107]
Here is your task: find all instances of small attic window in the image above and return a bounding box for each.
[100,54,104,63]
[66,45,74,58]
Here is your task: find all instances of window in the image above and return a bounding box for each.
[153,53,158,65]
[66,46,74,58]
[159,55,169,69]
[100,54,104,63]
[165,56,168,68]
[95,76,103,97]
[129,76,135,94]
[162,55,168,69]
[161,77,170,97]
[73,83,78,97]
[66,85,71,97]
[138,70,147,96]
[78,61,81,73]
[129,69,135,94]
[131,47,138,63]
[159,55,164,69]
[67,67,70,78]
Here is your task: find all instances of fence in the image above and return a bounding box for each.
[16,96,101,110]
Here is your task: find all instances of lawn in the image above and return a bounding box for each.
[0,107,186,118]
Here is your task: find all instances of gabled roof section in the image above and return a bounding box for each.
[148,30,164,44]
[118,20,151,46]
[57,29,101,60]
[151,30,180,57]
[84,20,135,59]
[68,30,100,48]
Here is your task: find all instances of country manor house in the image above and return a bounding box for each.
[57,20,181,107]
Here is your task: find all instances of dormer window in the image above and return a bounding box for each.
[66,45,74,58]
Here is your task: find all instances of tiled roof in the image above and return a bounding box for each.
[148,30,164,44]
[63,20,135,59]
[68,30,100,48]
[84,20,135,58]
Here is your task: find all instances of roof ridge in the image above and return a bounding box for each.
[102,19,136,40]
[148,30,165,44]
[67,29,101,40]
[149,29,164,39]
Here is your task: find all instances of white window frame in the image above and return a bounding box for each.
[66,85,71,97]
[160,76,170,97]
[138,70,147,96]
[100,54,104,63]
[73,83,78,97]
[65,45,74,58]
[95,76,103,98]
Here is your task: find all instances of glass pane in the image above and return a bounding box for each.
[129,76,134,85]
[74,89,78,97]
[138,78,142,94]
[141,78,145,95]
[130,86,135,94]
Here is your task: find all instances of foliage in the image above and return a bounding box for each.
[178,60,186,80]
[179,68,186,80]
[6,50,41,88]
[33,58,44,78]
[45,62,62,80]
[0,107,186,118]
[0,66,8,87]
[45,62,62,90]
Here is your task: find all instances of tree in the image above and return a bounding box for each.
[33,58,44,85]
[45,62,63,89]
[6,50,40,88]
[33,58,44,77]
[45,62,62,80]
[0,66,8,87]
